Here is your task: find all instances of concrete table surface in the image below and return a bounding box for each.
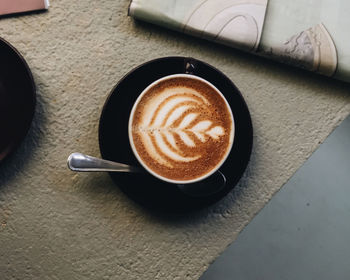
[0,1,349,279]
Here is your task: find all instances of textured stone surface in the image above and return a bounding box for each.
[0,1,349,279]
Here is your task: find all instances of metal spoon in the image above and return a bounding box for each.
[67,153,226,197]
[67,153,143,173]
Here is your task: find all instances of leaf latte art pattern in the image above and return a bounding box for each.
[132,85,228,169]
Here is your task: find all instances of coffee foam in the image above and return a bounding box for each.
[131,77,233,182]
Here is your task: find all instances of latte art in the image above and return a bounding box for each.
[130,76,234,182]
[135,90,226,167]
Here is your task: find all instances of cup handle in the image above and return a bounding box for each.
[184,58,197,74]
[177,170,227,197]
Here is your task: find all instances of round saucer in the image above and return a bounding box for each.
[99,57,253,213]
[0,38,36,163]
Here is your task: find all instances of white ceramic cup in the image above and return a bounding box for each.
[128,74,235,184]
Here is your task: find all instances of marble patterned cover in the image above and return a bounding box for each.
[129,0,350,83]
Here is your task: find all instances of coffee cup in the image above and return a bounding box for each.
[128,74,234,184]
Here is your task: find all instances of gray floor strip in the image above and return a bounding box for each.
[200,115,350,280]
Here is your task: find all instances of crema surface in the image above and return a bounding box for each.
[131,77,234,181]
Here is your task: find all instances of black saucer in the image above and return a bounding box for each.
[99,57,253,213]
[0,38,36,163]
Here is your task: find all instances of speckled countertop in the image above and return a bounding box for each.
[0,1,349,279]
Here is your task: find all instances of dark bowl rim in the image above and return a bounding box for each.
[0,37,36,163]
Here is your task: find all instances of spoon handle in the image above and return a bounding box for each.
[67,153,142,173]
